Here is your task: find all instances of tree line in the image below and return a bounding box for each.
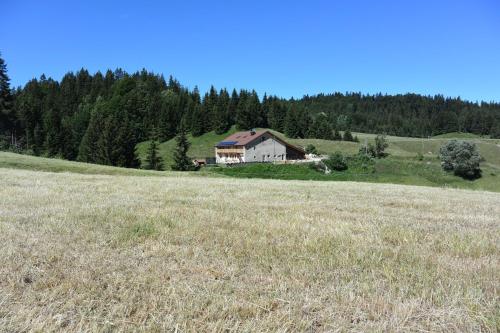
[1,53,499,168]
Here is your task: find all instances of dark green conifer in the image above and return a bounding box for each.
[144,129,163,170]
[171,123,193,171]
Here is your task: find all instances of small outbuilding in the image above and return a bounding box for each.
[215,130,305,164]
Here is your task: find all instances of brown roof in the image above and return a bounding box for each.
[216,130,305,153]
[216,130,267,146]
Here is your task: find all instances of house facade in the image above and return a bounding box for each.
[215,130,305,164]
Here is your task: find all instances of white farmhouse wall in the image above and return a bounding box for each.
[244,134,287,162]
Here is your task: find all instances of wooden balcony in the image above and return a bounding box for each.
[216,148,244,154]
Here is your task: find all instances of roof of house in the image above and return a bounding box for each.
[216,130,267,147]
[216,130,305,153]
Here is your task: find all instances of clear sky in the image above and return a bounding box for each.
[2,0,500,102]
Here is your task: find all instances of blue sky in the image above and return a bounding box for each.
[2,0,500,102]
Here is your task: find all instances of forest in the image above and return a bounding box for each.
[1,53,500,168]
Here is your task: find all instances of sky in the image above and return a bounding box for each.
[2,0,500,102]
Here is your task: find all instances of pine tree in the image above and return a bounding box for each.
[236,90,260,130]
[333,129,342,141]
[267,98,286,132]
[490,122,500,139]
[190,103,204,136]
[78,102,104,163]
[312,114,333,140]
[113,114,140,168]
[144,129,164,170]
[343,129,354,141]
[213,88,230,134]
[296,107,311,138]
[0,53,14,143]
[228,89,239,125]
[284,105,299,138]
[171,123,193,171]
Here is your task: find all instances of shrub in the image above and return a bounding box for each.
[324,152,348,171]
[305,144,318,155]
[308,161,328,173]
[358,135,388,158]
[359,143,376,158]
[374,134,388,158]
[439,140,481,179]
[350,154,375,172]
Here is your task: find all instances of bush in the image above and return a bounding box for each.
[324,152,348,171]
[305,144,318,155]
[359,143,376,158]
[374,134,388,158]
[350,154,375,172]
[308,161,328,173]
[358,134,388,158]
[439,140,481,179]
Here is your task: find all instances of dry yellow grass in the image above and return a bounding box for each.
[0,168,499,332]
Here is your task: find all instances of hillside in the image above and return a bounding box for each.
[0,151,165,177]
[138,127,500,166]
[1,166,499,331]
[135,128,500,192]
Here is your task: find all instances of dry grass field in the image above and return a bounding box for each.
[0,167,499,332]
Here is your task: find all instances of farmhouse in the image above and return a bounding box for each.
[215,130,305,164]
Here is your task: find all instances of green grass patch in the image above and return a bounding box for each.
[212,156,500,192]
[118,222,159,244]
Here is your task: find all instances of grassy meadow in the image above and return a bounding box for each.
[0,157,499,332]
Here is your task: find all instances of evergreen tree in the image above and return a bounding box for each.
[267,97,286,132]
[343,129,354,141]
[296,107,311,138]
[112,114,140,168]
[284,105,299,138]
[171,123,193,171]
[190,103,205,136]
[78,100,104,163]
[311,113,333,140]
[236,90,260,130]
[228,89,239,125]
[490,122,500,139]
[144,129,164,170]
[0,53,14,144]
[333,129,342,141]
[213,88,230,134]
